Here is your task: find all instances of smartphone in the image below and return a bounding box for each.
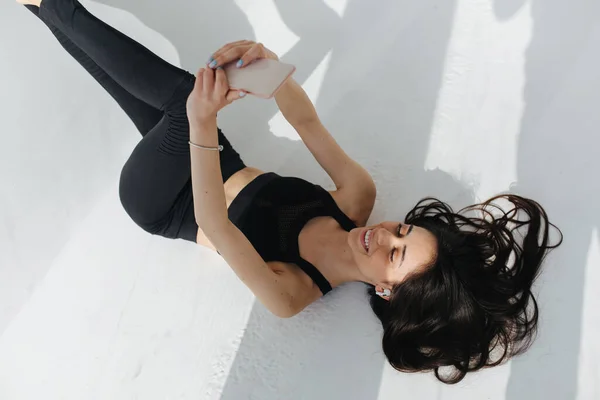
[223,58,296,99]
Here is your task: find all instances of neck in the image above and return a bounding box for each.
[304,221,370,287]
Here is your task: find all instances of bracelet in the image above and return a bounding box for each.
[188,141,223,151]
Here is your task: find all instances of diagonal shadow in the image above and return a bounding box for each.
[493,0,600,399]
[91,0,471,398]
[219,1,472,399]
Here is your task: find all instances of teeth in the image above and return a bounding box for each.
[365,230,371,250]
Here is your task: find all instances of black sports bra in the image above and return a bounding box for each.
[227,173,357,295]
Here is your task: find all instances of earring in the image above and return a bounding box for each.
[376,288,391,297]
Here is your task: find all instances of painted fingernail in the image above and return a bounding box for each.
[239,91,246,97]
[207,56,214,63]
[217,66,223,70]
[209,60,217,68]
[236,59,244,68]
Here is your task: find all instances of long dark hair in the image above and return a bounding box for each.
[368,195,562,384]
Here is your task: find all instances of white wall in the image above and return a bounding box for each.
[1,0,599,399]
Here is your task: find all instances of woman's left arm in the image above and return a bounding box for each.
[186,68,317,318]
[208,42,377,223]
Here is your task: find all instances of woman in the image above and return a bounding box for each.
[19,0,562,384]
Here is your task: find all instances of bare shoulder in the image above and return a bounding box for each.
[329,185,376,227]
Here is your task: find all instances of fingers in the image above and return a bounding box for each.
[193,66,246,105]
[237,42,265,68]
[209,40,254,68]
[226,89,246,102]
[215,46,246,68]
[214,67,228,95]
[211,40,250,58]
[202,67,214,93]
[216,68,247,102]
[194,67,205,91]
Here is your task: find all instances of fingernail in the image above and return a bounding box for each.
[239,91,246,97]
[207,56,214,63]
[217,66,223,70]
[209,60,217,68]
[236,59,244,68]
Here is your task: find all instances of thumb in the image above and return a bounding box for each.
[226,89,247,103]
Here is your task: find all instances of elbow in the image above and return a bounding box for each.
[271,307,300,319]
[196,223,226,245]
[194,204,229,234]
[268,297,303,319]
[361,172,377,203]
[366,180,377,202]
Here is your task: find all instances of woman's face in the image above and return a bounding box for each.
[348,221,438,290]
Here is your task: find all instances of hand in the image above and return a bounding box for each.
[186,67,245,125]
[207,40,279,69]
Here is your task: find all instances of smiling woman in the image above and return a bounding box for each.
[350,222,437,292]
[17,0,562,385]
[368,195,562,383]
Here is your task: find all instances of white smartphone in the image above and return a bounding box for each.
[223,58,296,99]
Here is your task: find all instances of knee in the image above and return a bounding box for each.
[163,75,195,111]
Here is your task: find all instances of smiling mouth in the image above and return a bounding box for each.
[361,229,373,253]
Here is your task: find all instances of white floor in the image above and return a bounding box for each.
[1,0,599,399]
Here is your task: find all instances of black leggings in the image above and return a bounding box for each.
[27,0,246,242]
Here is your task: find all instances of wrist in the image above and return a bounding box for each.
[190,118,218,141]
[190,115,217,130]
[275,79,295,97]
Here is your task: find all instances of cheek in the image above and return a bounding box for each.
[362,254,389,277]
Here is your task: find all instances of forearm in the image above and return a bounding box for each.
[275,78,319,126]
[189,119,229,233]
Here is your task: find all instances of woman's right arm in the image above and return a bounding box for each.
[187,67,319,318]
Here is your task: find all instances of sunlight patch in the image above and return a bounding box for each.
[234,0,299,57]
[425,0,533,200]
[268,50,333,140]
[578,228,600,399]
[323,0,349,18]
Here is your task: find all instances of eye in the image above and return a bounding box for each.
[390,247,397,262]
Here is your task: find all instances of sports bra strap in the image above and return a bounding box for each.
[323,190,357,232]
[292,189,357,295]
[295,258,333,295]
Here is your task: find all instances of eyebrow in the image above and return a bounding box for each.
[400,246,407,266]
[400,225,413,266]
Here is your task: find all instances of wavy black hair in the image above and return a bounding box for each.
[367,195,562,384]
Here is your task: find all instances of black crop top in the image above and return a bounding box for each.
[227,172,357,295]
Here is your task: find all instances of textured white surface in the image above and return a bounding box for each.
[1,0,599,399]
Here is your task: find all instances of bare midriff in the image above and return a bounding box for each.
[196,167,265,248]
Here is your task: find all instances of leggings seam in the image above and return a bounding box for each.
[157,75,194,156]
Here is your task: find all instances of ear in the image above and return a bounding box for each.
[375,285,391,301]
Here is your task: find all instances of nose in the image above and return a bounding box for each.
[375,227,396,248]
